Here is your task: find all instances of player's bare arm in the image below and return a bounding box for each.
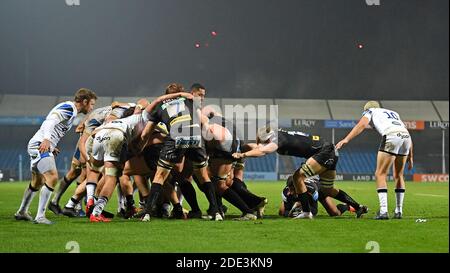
[335,116,369,150]
[233,142,278,159]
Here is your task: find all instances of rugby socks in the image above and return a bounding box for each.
[377,188,388,214]
[65,197,79,209]
[86,182,97,202]
[297,192,311,213]
[52,176,74,205]
[18,184,39,213]
[117,186,125,211]
[222,188,253,214]
[395,188,405,214]
[334,190,361,210]
[231,178,263,209]
[125,195,135,209]
[145,183,163,214]
[178,180,201,212]
[35,184,54,219]
[202,182,219,215]
[92,196,108,217]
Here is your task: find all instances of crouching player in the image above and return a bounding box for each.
[279,175,355,218]
[88,92,192,222]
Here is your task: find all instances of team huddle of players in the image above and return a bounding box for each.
[14,83,413,224]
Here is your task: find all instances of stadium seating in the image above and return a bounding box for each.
[58,95,113,108]
[0,95,56,116]
[433,100,449,121]
[381,100,441,121]
[0,94,444,180]
[275,99,330,119]
[328,100,368,120]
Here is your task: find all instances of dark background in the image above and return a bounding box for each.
[0,0,448,99]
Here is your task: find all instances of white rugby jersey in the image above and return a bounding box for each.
[97,111,150,141]
[84,106,131,134]
[362,107,409,136]
[29,101,78,151]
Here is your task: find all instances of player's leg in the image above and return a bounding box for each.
[49,154,83,215]
[62,178,87,217]
[141,165,171,221]
[117,174,137,218]
[85,134,104,215]
[318,195,342,216]
[163,180,186,219]
[177,159,202,218]
[15,170,44,221]
[34,157,59,224]
[291,157,323,219]
[374,151,395,219]
[392,155,408,219]
[189,148,222,221]
[229,162,267,218]
[91,160,123,222]
[210,159,256,220]
[318,169,367,218]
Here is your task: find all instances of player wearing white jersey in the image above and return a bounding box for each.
[14,88,97,224]
[336,101,413,220]
[86,92,194,222]
[50,102,135,217]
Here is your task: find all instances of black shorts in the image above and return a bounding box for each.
[207,148,235,162]
[311,142,338,171]
[159,138,208,168]
[206,139,240,162]
[142,144,163,171]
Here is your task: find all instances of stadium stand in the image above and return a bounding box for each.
[275,99,331,119]
[57,95,113,108]
[0,95,56,116]
[328,100,368,120]
[0,95,447,180]
[381,100,441,121]
[433,100,449,121]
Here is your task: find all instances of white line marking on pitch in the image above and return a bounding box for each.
[414,193,447,198]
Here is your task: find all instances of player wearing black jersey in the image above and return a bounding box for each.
[279,175,355,217]
[140,83,222,221]
[202,110,262,220]
[233,127,368,219]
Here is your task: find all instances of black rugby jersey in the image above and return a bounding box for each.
[274,129,324,158]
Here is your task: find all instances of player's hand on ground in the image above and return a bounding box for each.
[52,147,60,157]
[39,139,51,154]
[232,153,244,159]
[335,139,348,150]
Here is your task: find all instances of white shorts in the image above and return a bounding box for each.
[379,132,412,156]
[27,142,57,174]
[92,129,126,162]
[85,135,94,160]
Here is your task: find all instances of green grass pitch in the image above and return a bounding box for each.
[0,181,448,253]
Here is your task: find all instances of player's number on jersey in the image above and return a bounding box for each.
[365,241,380,253]
[383,111,399,120]
[167,101,186,118]
[66,241,80,253]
